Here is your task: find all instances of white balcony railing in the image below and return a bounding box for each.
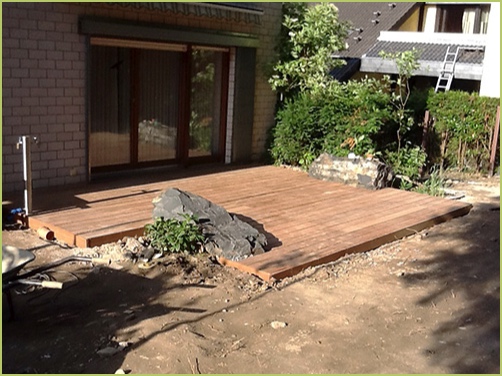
[378,31,487,47]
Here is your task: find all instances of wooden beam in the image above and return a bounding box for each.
[489,105,500,177]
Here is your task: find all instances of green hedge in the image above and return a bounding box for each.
[427,91,500,172]
[269,82,500,176]
[270,78,393,168]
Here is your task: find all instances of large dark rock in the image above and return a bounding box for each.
[152,188,267,261]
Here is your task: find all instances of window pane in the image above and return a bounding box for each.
[138,49,181,162]
[462,8,476,34]
[189,48,224,158]
[480,7,490,34]
[89,46,131,167]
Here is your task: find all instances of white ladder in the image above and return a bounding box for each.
[435,46,459,93]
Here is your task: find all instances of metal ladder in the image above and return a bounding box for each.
[435,46,459,93]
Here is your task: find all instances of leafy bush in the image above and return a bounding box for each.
[269,2,348,99]
[270,78,392,168]
[144,214,205,254]
[384,145,427,191]
[427,91,499,172]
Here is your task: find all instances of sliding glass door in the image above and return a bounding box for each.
[89,39,229,173]
[137,49,180,163]
[89,46,131,168]
[189,47,227,159]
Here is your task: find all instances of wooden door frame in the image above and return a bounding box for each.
[89,42,230,174]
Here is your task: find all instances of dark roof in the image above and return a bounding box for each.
[333,2,419,58]
[331,58,361,81]
[365,41,485,64]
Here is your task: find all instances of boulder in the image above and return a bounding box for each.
[152,188,267,261]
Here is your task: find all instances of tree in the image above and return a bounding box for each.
[379,48,421,153]
[269,3,349,99]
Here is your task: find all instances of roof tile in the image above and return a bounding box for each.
[333,2,419,59]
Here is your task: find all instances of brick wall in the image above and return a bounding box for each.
[251,5,282,161]
[2,2,281,192]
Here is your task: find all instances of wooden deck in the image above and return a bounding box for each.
[24,165,472,281]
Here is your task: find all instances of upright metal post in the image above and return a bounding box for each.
[22,136,32,215]
[18,135,36,215]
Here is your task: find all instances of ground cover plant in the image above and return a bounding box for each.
[144,214,205,254]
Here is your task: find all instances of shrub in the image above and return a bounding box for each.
[427,91,499,172]
[385,145,427,184]
[269,78,392,168]
[269,2,348,99]
[144,214,205,254]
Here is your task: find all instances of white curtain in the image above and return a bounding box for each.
[462,8,476,34]
[480,8,490,34]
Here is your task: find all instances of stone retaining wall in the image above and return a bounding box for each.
[308,153,394,190]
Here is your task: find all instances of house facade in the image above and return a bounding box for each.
[334,2,500,98]
[2,2,282,192]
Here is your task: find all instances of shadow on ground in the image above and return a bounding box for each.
[402,201,500,373]
[2,264,210,374]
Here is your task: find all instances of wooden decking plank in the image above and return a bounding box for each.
[28,165,473,281]
[267,204,472,281]
[236,199,472,280]
[245,197,471,272]
[239,199,469,269]
[227,187,368,224]
[27,216,79,247]
[253,189,428,244]
[231,183,378,217]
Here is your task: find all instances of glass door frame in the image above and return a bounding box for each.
[88,38,230,174]
[179,45,230,166]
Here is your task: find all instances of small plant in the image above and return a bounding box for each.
[144,214,205,254]
[412,168,448,197]
[385,145,427,184]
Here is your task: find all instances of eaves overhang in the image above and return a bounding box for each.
[360,57,484,80]
[108,2,264,24]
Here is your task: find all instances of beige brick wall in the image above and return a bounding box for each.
[2,2,281,192]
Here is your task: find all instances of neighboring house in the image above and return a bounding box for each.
[2,2,282,192]
[333,2,500,98]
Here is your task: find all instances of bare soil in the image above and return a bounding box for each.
[2,175,499,374]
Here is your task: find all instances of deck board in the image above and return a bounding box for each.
[26,165,472,281]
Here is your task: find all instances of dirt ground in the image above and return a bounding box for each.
[2,175,500,374]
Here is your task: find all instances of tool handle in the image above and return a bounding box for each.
[92,257,111,265]
[41,280,63,289]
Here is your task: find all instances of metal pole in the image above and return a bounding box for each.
[21,136,33,215]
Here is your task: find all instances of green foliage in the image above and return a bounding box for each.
[412,169,448,197]
[269,3,349,98]
[427,91,500,172]
[385,145,427,183]
[270,77,392,168]
[189,111,211,152]
[379,48,421,80]
[144,214,205,254]
[379,48,421,153]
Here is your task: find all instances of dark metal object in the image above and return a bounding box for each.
[2,245,110,320]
